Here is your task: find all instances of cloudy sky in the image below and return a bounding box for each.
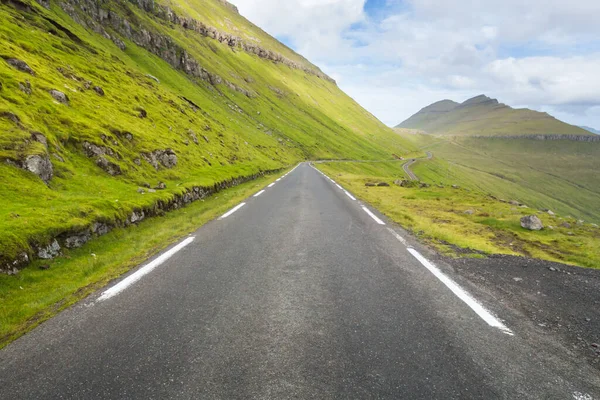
[228,0,600,129]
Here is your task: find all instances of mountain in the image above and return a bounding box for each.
[580,126,600,135]
[0,0,413,269]
[397,95,592,137]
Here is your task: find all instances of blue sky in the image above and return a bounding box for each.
[231,0,600,129]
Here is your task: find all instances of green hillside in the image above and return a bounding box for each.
[0,0,413,270]
[397,94,592,137]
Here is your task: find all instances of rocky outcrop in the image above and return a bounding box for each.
[141,149,177,169]
[49,89,69,104]
[96,156,122,175]
[521,215,544,231]
[3,57,35,75]
[23,154,53,184]
[35,0,334,93]
[1,168,282,274]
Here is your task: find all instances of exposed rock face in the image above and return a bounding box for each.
[521,215,544,231]
[130,210,145,223]
[1,252,29,275]
[63,231,91,248]
[38,240,61,259]
[4,58,35,75]
[49,89,69,104]
[82,141,115,157]
[141,149,177,169]
[96,156,122,175]
[23,154,53,184]
[38,0,335,95]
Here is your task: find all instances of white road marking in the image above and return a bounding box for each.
[344,191,356,201]
[387,227,408,246]
[335,184,343,190]
[276,178,281,182]
[573,392,594,400]
[407,248,513,335]
[97,237,195,302]
[362,206,386,225]
[219,202,246,219]
[268,182,276,188]
[254,190,266,197]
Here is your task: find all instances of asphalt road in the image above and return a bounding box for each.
[403,151,433,181]
[1,163,598,399]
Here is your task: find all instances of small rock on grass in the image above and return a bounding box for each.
[464,210,474,215]
[365,182,376,187]
[39,264,50,270]
[521,215,543,231]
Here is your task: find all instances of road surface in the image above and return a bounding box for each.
[0,163,598,399]
[403,151,433,181]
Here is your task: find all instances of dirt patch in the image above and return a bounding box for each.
[446,254,600,370]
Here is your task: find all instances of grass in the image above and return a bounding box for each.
[0,170,283,347]
[0,0,414,264]
[398,134,600,223]
[316,161,600,270]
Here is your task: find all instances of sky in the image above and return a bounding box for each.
[228,0,600,129]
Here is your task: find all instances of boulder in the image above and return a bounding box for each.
[96,157,122,176]
[547,210,555,216]
[91,222,110,236]
[38,240,61,259]
[377,182,390,187]
[130,210,145,223]
[49,89,69,104]
[23,154,53,184]
[93,86,105,96]
[365,182,376,187]
[464,210,474,215]
[561,222,571,229]
[155,182,166,190]
[4,58,35,75]
[521,215,543,231]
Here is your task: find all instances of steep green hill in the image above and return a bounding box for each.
[0,0,413,271]
[397,94,592,137]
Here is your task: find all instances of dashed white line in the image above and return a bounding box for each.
[344,191,356,201]
[254,190,266,197]
[386,227,408,246]
[97,237,195,302]
[406,247,513,335]
[362,206,386,225]
[268,182,276,188]
[219,202,246,219]
[276,178,281,182]
[335,184,343,190]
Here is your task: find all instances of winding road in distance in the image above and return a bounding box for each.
[403,151,433,181]
[1,163,598,399]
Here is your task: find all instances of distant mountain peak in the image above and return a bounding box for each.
[459,94,499,107]
[396,95,591,137]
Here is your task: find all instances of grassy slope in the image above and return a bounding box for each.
[0,0,413,262]
[316,161,600,269]
[401,133,600,223]
[398,97,591,136]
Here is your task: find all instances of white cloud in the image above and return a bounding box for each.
[230,0,600,128]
